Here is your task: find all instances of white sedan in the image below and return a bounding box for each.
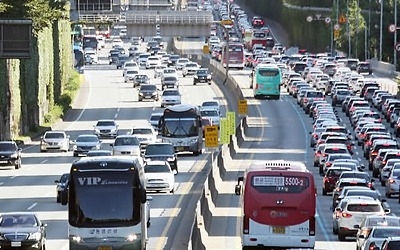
[154,65,167,78]
[161,89,181,108]
[182,62,200,77]
[144,161,175,193]
[200,108,221,127]
[112,38,124,48]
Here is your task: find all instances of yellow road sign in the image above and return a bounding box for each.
[227,112,236,136]
[220,118,230,144]
[203,44,209,54]
[238,99,248,115]
[339,15,347,24]
[204,125,219,148]
[334,30,340,40]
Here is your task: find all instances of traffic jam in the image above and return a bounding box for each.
[213,0,400,249]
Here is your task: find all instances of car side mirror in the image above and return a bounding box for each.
[358,234,365,239]
[353,224,360,229]
[385,208,391,214]
[110,143,114,147]
[146,196,153,202]
[42,223,47,227]
[54,180,59,183]
[235,184,241,195]
[381,198,387,202]
[335,207,341,212]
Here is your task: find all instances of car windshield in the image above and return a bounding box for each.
[135,75,148,79]
[0,143,16,151]
[164,77,177,82]
[131,128,153,135]
[0,214,37,227]
[114,137,139,146]
[140,85,157,91]
[86,151,112,156]
[77,136,98,142]
[146,145,175,155]
[45,132,65,139]
[202,102,218,107]
[145,164,170,173]
[150,114,162,122]
[347,204,381,212]
[60,173,70,183]
[163,91,179,96]
[372,228,400,238]
[96,121,115,126]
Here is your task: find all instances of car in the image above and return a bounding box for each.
[108,51,120,65]
[86,150,112,157]
[358,226,400,250]
[194,68,212,85]
[332,178,373,209]
[138,84,159,102]
[128,45,139,57]
[130,125,158,150]
[133,74,150,87]
[124,69,139,83]
[112,38,124,48]
[144,142,178,173]
[200,108,220,127]
[175,58,190,70]
[151,35,164,48]
[335,197,389,241]
[116,55,131,69]
[0,141,22,169]
[182,62,200,77]
[93,119,119,138]
[161,75,179,90]
[168,54,180,66]
[200,100,220,114]
[40,131,70,152]
[146,40,159,52]
[149,112,163,130]
[131,37,142,45]
[84,49,98,64]
[0,212,47,249]
[162,67,179,79]
[385,169,400,198]
[122,61,139,76]
[322,166,352,196]
[355,215,400,249]
[55,173,69,203]
[161,89,181,108]
[357,61,373,75]
[144,161,175,193]
[380,236,400,249]
[72,134,102,157]
[154,65,167,78]
[111,135,141,156]
[146,56,161,69]
[137,52,151,67]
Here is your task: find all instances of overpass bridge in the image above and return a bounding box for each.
[78,10,214,37]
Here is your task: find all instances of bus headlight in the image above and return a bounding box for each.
[126,234,141,242]
[71,235,82,243]
[190,138,197,143]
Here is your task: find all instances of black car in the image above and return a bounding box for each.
[168,54,180,66]
[161,75,179,90]
[0,212,47,249]
[194,68,212,85]
[144,143,178,173]
[0,141,22,169]
[146,41,159,52]
[357,61,372,75]
[108,51,120,65]
[116,55,131,69]
[138,84,159,101]
[128,46,139,57]
[55,173,69,203]
[133,74,150,87]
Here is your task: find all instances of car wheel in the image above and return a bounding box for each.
[208,82,211,85]
[73,153,78,157]
[183,74,186,77]
[193,82,196,85]
[338,232,345,241]
[40,149,46,153]
[386,192,392,198]
[322,188,327,196]
[41,243,46,250]
[170,188,174,194]
[56,195,60,203]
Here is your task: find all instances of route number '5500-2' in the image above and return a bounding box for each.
[285,177,304,186]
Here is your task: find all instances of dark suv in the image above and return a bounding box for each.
[55,173,69,204]
[0,141,22,169]
[194,68,212,85]
[143,143,178,173]
[357,61,372,75]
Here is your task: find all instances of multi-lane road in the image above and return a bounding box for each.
[0,42,229,250]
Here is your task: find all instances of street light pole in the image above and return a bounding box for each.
[347,0,351,57]
[379,0,383,61]
[395,0,398,66]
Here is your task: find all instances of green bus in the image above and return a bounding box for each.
[251,64,282,99]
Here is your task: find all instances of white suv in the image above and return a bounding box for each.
[334,197,389,241]
[130,125,158,150]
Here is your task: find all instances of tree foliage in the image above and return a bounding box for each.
[0,0,69,35]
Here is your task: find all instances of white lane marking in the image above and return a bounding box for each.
[45,191,53,197]
[65,74,93,131]
[27,203,37,210]
[0,182,3,186]
[10,175,18,179]
[40,159,48,164]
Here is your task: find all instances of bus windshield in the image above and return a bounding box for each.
[69,172,138,227]
[162,118,199,137]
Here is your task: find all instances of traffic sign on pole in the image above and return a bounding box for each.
[226,112,236,136]
[306,16,313,22]
[389,24,397,33]
[220,118,230,144]
[395,43,400,52]
[315,14,321,20]
[338,15,347,24]
[334,24,340,30]
[238,99,248,115]
[325,17,331,24]
[204,125,219,148]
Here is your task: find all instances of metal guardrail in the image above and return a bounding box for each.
[78,10,213,24]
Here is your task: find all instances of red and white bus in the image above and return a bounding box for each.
[235,160,316,249]
[221,42,245,70]
[245,31,268,51]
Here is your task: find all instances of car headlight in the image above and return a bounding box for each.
[71,235,83,243]
[139,92,144,96]
[167,157,175,161]
[207,75,212,79]
[94,128,100,132]
[111,128,117,132]
[28,232,42,241]
[10,153,18,158]
[73,145,77,150]
[125,233,141,242]
[194,75,198,78]
[190,138,198,143]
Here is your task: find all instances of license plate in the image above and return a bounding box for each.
[11,242,21,247]
[0,160,7,163]
[98,247,112,250]
[272,226,285,234]
[176,146,184,151]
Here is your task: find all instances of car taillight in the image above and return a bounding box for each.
[368,182,373,188]
[389,179,396,184]
[313,134,318,138]
[369,243,377,250]
[255,84,259,89]
[304,98,308,103]
[341,212,352,218]
[243,215,249,234]
[371,151,378,156]
[309,216,315,236]
[326,162,332,167]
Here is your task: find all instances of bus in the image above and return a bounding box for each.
[221,42,245,70]
[66,156,148,250]
[235,160,316,250]
[250,64,282,99]
[159,104,203,155]
[245,31,268,51]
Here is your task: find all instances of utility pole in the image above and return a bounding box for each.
[379,0,383,61]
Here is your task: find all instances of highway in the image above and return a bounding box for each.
[0,41,227,250]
